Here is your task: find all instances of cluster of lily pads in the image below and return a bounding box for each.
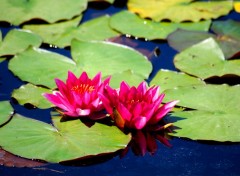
[0,0,240,165]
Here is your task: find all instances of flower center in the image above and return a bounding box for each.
[71,84,95,94]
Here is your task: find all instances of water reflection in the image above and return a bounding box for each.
[121,130,171,157]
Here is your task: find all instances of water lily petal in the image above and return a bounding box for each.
[66,71,78,87]
[76,108,91,116]
[149,100,179,124]
[92,72,102,86]
[117,103,132,122]
[132,116,147,130]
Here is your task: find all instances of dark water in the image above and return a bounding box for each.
[0,2,240,176]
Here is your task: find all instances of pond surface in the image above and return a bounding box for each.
[0,1,240,176]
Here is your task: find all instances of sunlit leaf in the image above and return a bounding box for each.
[0,0,88,25]
[174,38,240,79]
[0,29,42,57]
[12,83,53,109]
[71,40,152,80]
[0,113,131,163]
[9,40,152,88]
[168,20,240,59]
[110,10,211,40]
[108,70,147,88]
[164,84,240,142]
[150,69,205,92]
[23,15,119,48]
[9,47,78,88]
[127,0,232,22]
[23,16,82,48]
[0,101,13,126]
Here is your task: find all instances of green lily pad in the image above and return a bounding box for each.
[9,40,152,88]
[150,69,205,92]
[23,15,119,48]
[171,110,240,142]
[110,10,211,40]
[9,47,77,88]
[108,70,147,88]
[174,38,240,79]
[168,20,240,59]
[0,29,42,57]
[0,101,13,126]
[164,84,240,142]
[11,83,53,109]
[0,113,131,163]
[127,0,232,22]
[0,0,88,25]
[71,40,152,79]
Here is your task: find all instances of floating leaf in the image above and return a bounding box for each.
[164,84,240,142]
[150,69,205,92]
[71,40,152,80]
[168,20,240,59]
[23,15,119,48]
[0,101,13,126]
[9,40,151,88]
[108,70,147,88]
[12,83,53,109]
[9,47,78,88]
[0,0,88,25]
[127,0,232,22]
[174,38,240,79]
[0,113,131,163]
[0,29,42,57]
[110,10,211,40]
[23,16,82,48]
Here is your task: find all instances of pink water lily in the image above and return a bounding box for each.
[43,71,110,118]
[99,81,178,130]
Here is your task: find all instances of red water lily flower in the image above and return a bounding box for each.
[99,81,178,130]
[43,71,110,118]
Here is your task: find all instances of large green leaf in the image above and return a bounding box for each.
[174,38,240,79]
[168,20,240,59]
[0,113,131,163]
[108,70,147,88]
[0,29,42,57]
[0,101,13,126]
[23,15,119,48]
[170,110,240,142]
[110,10,211,40]
[150,69,205,92]
[8,47,78,88]
[9,40,151,88]
[11,83,53,109]
[23,16,82,48]
[164,84,240,142]
[127,0,232,22]
[0,0,88,25]
[71,40,152,79]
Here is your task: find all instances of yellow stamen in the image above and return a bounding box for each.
[71,84,95,94]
